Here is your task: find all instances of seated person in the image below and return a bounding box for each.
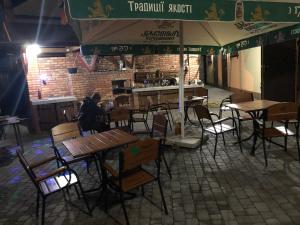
[78,92,110,133]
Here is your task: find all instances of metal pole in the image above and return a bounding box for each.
[179,21,185,137]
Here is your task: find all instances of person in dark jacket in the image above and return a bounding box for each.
[78,92,110,133]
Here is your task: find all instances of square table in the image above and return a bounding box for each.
[227,100,279,154]
[63,129,139,158]
[63,129,139,201]
[226,100,279,115]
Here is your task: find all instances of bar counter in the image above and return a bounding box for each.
[132,84,204,107]
[31,96,78,133]
[132,84,204,93]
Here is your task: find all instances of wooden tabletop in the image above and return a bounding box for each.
[63,129,139,158]
[227,100,279,113]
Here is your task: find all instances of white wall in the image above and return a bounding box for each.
[227,47,261,93]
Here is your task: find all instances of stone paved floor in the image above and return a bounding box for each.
[1,87,300,225]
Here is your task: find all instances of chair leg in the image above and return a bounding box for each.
[236,128,242,153]
[262,138,268,167]
[162,153,172,179]
[36,192,40,217]
[165,110,172,131]
[94,156,102,182]
[296,126,300,160]
[213,135,218,159]
[86,160,91,174]
[141,186,145,196]
[78,182,92,215]
[168,109,174,124]
[74,185,80,199]
[157,179,168,215]
[221,133,226,146]
[251,132,258,156]
[144,121,150,135]
[200,131,204,152]
[120,192,130,225]
[284,136,288,152]
[238,121,242,139]
[41,197,46,225]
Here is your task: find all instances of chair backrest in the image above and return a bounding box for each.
[109,108,131,122]
[147,95,159,106]
[265,102,299,121]
[230,92,254,103]
[120,139,160,172]
[114,95,130,108]
[151,113,168,138]
[194,87,208,98]
[63,108,78,122]
[51,122,81,145]
[16,149,38,188]
[194,105,211,121]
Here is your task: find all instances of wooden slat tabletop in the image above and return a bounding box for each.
[227,100,279,113]
[63,129,139,158]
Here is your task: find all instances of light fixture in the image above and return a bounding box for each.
[39,74,48,85]
[25,43,41,59]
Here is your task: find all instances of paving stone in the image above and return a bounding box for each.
[2,110,300,225]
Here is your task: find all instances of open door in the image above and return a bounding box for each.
[262,40,297,102]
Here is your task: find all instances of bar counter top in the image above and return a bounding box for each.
[132,84,204,93]
[31,96,77,105]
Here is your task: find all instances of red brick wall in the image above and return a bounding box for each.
[26,53,201,101]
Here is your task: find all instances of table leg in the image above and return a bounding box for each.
[15,123,24,152]
[12,123,24,152]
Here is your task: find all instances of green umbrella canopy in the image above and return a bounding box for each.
[65,0,300,55]
[65,0,300,138]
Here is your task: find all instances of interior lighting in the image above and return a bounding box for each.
[25,44,41,59]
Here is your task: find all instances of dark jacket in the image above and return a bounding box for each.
[78,97,107,131]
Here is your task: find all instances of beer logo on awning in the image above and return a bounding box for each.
[141,21,178,42]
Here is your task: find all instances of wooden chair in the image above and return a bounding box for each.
[148,96,174,130]
[194,105,242,159]
[109,107,132,133]
[254,102,300,166]
[16,148,91,225]
[194,87,208,107]
[150,113,172,178]
[103,139,168,225]
[130,96,150,134]
[50,122,101,177]
[230,92,254,137]
[114,95,130,108]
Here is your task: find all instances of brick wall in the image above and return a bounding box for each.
[26,53,201,101]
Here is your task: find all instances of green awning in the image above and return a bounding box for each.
[80,44,220,55]
[244,1,300,22]
[66,0,237,21]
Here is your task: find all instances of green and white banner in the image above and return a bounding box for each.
[224,23,300,53]
[66,0,237,21]
[80,44,220,55]
[244,1,300,22]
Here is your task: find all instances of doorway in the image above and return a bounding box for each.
[262,40,297,102]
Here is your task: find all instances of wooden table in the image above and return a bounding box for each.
[226,100,279,114]
[227,100,279,154]
[63,129,139,158]
[63,129,139,208]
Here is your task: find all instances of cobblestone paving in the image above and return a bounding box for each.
[1,119,300,225]
[1,85,300,225]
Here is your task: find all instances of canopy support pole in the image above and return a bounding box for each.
[179,21,185,138]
